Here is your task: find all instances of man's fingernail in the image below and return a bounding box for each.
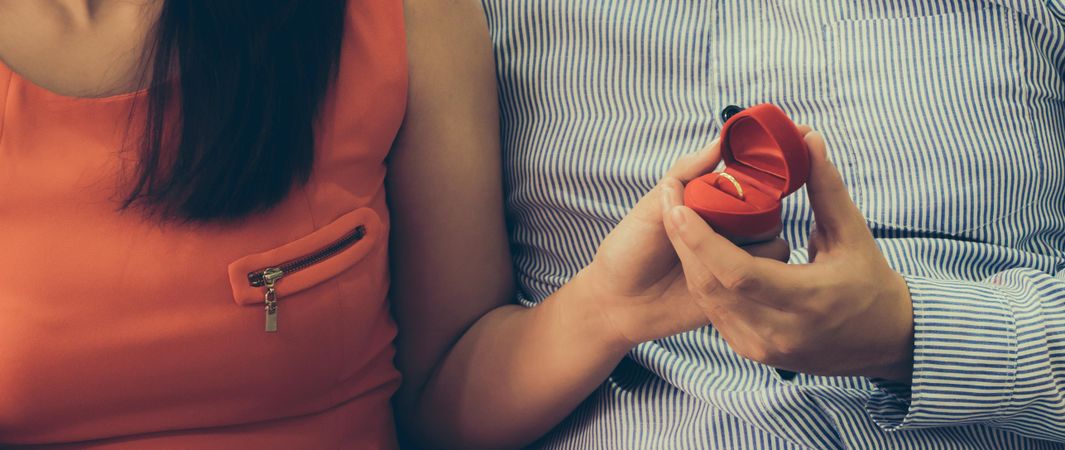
[660,186,673,215]
[806,131,825,144]
[670,206,687,227]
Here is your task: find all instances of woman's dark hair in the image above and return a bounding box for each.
[122,0,347,223]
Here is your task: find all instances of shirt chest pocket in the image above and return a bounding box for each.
[823,6,1044,235]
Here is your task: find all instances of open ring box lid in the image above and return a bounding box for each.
[683,103,811,241]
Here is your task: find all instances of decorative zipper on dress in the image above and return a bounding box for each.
[246,225,367,332]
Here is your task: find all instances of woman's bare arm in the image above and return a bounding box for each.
[388,2,633,447]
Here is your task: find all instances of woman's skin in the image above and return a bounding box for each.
[0,1,159,98]
[0,2,915,449]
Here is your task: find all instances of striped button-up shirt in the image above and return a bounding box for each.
[482,1,1065,448]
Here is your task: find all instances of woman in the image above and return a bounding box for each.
[0,0,504,447]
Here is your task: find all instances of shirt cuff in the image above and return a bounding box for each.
[866,275,1018,430]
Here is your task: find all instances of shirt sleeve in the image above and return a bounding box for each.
[865,266,1065,443]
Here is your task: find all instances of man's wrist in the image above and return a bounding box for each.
[866,272,915,383]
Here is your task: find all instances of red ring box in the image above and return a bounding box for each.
[683,103,810,241]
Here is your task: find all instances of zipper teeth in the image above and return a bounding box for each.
[247,225,367,287]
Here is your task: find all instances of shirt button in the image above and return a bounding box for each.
[721,104,746,123]
[776,368,798,381]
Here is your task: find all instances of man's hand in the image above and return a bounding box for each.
[660,130,915,382]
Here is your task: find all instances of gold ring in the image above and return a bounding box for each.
[717,172,745,200]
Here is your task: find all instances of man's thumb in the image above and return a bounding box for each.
[804,131,866,242]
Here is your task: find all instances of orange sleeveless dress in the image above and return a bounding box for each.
[0,1,406,448]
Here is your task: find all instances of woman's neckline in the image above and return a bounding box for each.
[0,57,150,102]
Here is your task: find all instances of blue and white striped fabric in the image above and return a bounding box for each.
[481,1,1065,448]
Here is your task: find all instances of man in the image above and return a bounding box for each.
[482,1,1065,448]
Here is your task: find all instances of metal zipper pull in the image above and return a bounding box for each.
[261,267,284,332]
[246,225,368,333]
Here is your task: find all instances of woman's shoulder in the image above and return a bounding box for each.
[402,0,491,54]
[401,0,493,95]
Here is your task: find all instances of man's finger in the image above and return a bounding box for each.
[663,213,793,323]
[624,137,720,225]
[664,205,810,308]
[665,138,722,182]
[741,238,791,263]
[804,131,868,243]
